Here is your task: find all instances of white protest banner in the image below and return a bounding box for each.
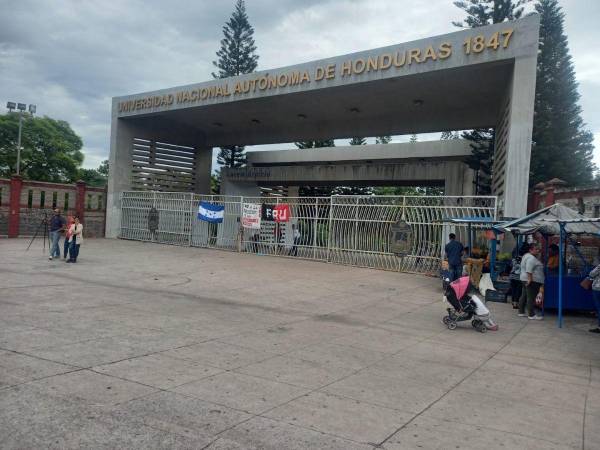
[242,203,261,229]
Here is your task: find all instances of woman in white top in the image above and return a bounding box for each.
[66,216,83,263]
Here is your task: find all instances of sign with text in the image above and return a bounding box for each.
[262,204,291,222]
[242,203,261,229]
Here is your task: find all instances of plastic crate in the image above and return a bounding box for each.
[485,289,507,303]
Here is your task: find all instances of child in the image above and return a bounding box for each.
[66,216,83,263]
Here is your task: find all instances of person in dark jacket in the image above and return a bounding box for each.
[445,233,464,281]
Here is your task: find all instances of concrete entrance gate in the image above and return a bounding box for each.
[221,139,475,197]
[108,15,539,238]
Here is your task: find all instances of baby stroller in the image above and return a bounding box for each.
[442,276,498,333]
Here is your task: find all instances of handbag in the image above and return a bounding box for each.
[535,291,544,307]
[580,278,592,290]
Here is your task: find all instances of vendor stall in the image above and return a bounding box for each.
[494,204,600,327]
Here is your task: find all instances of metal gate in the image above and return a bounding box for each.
[120,192,497,274]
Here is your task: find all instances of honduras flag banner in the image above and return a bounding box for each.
[198,201,224,223]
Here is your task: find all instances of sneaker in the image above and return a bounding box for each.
[528,315,544,320]
[589,328,600,334]
[48,256,53,260]
[66,260,72,263]
[518,313,527,317]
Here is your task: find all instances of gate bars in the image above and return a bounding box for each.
[120,192,497,274]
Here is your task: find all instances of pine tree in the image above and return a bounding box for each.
[453,0,529,193]
[295,140,335,149]
[440,131,460,140]
[213,0,259,168]
[530,0,595,185]
[349,137,367,146]
[375,136,392,144]
[409,134,418,143]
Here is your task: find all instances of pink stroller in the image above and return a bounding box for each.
[442,276,497,333]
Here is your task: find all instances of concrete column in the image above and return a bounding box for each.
[444,162,474,197]
[194,147,213,194]
[501,54,538,217]
[8,175,23,238]
[287,186,300,197]
[106,116,137,238]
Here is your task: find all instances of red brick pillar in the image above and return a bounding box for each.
[76,180,86,223]
[8,175,23,238]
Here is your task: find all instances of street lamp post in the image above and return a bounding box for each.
[6,102,36,176]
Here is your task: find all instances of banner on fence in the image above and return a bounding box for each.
[262,203,291,222]
[198,201,224,223]
[242,203,261,229]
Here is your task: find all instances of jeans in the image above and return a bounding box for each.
[49,231,61,258]
[69,240,80,262]
[449,264,462,281]
[63,237,70,260]
[593,290,600,327]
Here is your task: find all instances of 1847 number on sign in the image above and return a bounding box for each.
[463,29,514,54]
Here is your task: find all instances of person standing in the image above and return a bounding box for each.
[48,208,66,260]
[290,224,301,257]
[509,254,522,309]
[444,233,464,281]
[518,243,545,320]
[587,263,600,333]
[63,213,74,261]
[66,216,83,263]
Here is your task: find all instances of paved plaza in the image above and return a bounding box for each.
[1,238,599,449]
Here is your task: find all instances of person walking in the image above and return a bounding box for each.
[444,233,464,281]
[518,243,545,320]
[66,216,83,263]
[587,263,600,333]
[48,208,66,260]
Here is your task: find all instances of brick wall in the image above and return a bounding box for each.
[0,177,106,237]
[529,182,600,218]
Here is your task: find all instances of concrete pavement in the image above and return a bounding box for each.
[1,238,599,449]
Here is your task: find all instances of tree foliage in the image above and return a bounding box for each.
[375,136,392,144]
[213,0,259,168]
[212,0,258,79]
[78,160,108,187]
[452,0,529,28]
[0,113,84,182]
[453,0,529,194]
[440,131,460,140]
[530,0,595,185]
[349,137,366,146]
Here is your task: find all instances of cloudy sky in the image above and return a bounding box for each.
[1,0,598,171]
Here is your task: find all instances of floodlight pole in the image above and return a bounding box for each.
[16,110,23,175]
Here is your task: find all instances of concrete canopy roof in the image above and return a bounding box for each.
[246,139,472,166]
[113,15,539,148]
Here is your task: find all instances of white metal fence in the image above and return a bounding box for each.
[120,192,497,274]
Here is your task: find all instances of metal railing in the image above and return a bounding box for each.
[120,192,497,274]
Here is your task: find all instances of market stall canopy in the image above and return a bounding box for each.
[494,204,600,235]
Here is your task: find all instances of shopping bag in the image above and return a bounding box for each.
[580,278,592,290]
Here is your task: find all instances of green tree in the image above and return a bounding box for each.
[348,137,366,145]
[409,134,418,143]
[375,136,392,144]
[77,159,109,187]
[452,0,529,28]
[440,131,460,139]
[211,169,221,194]
[530,0,595,185]
[213,0,259,168]
[0,113,83,182]
[295,139,335,149]
[453,0,530,194]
